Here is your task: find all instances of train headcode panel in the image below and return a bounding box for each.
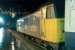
[65,0,75,32]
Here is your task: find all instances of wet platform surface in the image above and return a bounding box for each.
[0,27,47,50]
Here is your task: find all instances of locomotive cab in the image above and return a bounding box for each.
[40,3,64,50]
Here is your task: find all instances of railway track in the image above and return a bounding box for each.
[8,29,47,50]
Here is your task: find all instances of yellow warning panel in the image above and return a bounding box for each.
[40,19,64,43]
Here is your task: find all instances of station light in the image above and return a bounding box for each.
[11,12,16,18]
[0,27,4,46]
[0,17,4,24]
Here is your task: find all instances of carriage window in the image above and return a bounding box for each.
[46,4,55,18]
